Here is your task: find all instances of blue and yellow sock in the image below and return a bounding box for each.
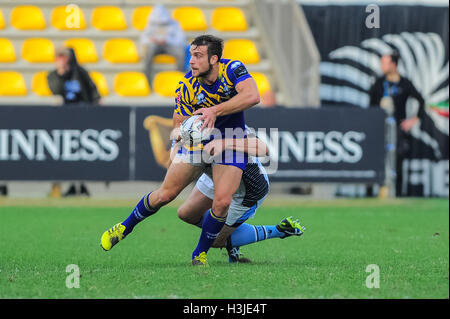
[229,223,285,247]
[192,209,226,259]
[122,192,158,236]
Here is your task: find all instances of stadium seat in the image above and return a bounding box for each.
[0,72,27,96]
[32,71,52,96]
[0,9,5,29]
[0,38,16,62]
[251,72,271,97]
[212,7,248,31]
[132,6,152,31]
[114,72,150,96]
[153,54,177,64]
[104,39,139,63]
[91,6,127,31]
[89,71,109,96]
[11,5,46,30]
[64,38,98,63]
[22,38,55,63]
[153,71,184,97]
[223,39,260,64]
[172,7,207,31]
[51,5,87,30]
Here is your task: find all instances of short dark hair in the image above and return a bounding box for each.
[191,35,224,61]
[390,50,400,66]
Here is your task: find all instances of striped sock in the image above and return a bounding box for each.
[122,193,158,236]
[192,209,226,259]
[229,224,285,247]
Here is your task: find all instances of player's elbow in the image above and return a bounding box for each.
[248,91,260,106]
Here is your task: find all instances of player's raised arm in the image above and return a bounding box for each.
[213,77,260,117]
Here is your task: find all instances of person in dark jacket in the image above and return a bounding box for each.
[47,47,100,197]
[48,47,101,105]
[368,52,426,197]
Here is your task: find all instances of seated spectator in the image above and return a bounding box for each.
[139,5,187,86]
[47,47,100,197]
[47,47,100,105]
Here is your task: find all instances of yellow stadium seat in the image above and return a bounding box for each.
[114,72,150,96]
[132,6,152,31]
[51,5,87,30]
[251,72,271,97]
[92,6,127,31]
[104,39,139,63]
[0,72,27,96]
[0,9,5,29]
[89,71,109,97]
[212,7,248,31]
[22,38,55,63]
[223,39,260,64]
[64,38,98,63]
[32,71,52,96]
[153,54,177,64]
[11,5,46,30]
[0,38,16,62]
[153,71,184,97]
[172,7,207,31]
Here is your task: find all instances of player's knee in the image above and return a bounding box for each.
[212,196,232,217]
[177,206,189,222]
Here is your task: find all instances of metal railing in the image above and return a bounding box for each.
[251,0,321,107]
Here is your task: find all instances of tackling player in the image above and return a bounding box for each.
[178,128,306,264]
[101,35,260,265]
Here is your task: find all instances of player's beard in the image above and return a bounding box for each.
[197,62,213,79]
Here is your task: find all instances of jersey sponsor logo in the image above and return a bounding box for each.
[196,92,207,105]
[233,65,248,79]
[230,61,242,69]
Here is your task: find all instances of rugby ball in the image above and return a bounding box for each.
[180,115,208,145]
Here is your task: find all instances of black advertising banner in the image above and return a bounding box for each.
[0,105,386,184]
[0,106,130,181]
[244,107,386,183]
[401,112,449,197]
[133,106,386,184]
[133,106,174,181]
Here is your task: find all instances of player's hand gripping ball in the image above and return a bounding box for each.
[180,115,209,145]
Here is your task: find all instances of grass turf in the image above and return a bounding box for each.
[0,198,448,299]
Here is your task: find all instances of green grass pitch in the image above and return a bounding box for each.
[0,198,448,299]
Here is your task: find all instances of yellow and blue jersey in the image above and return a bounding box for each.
[174,58,252,135]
